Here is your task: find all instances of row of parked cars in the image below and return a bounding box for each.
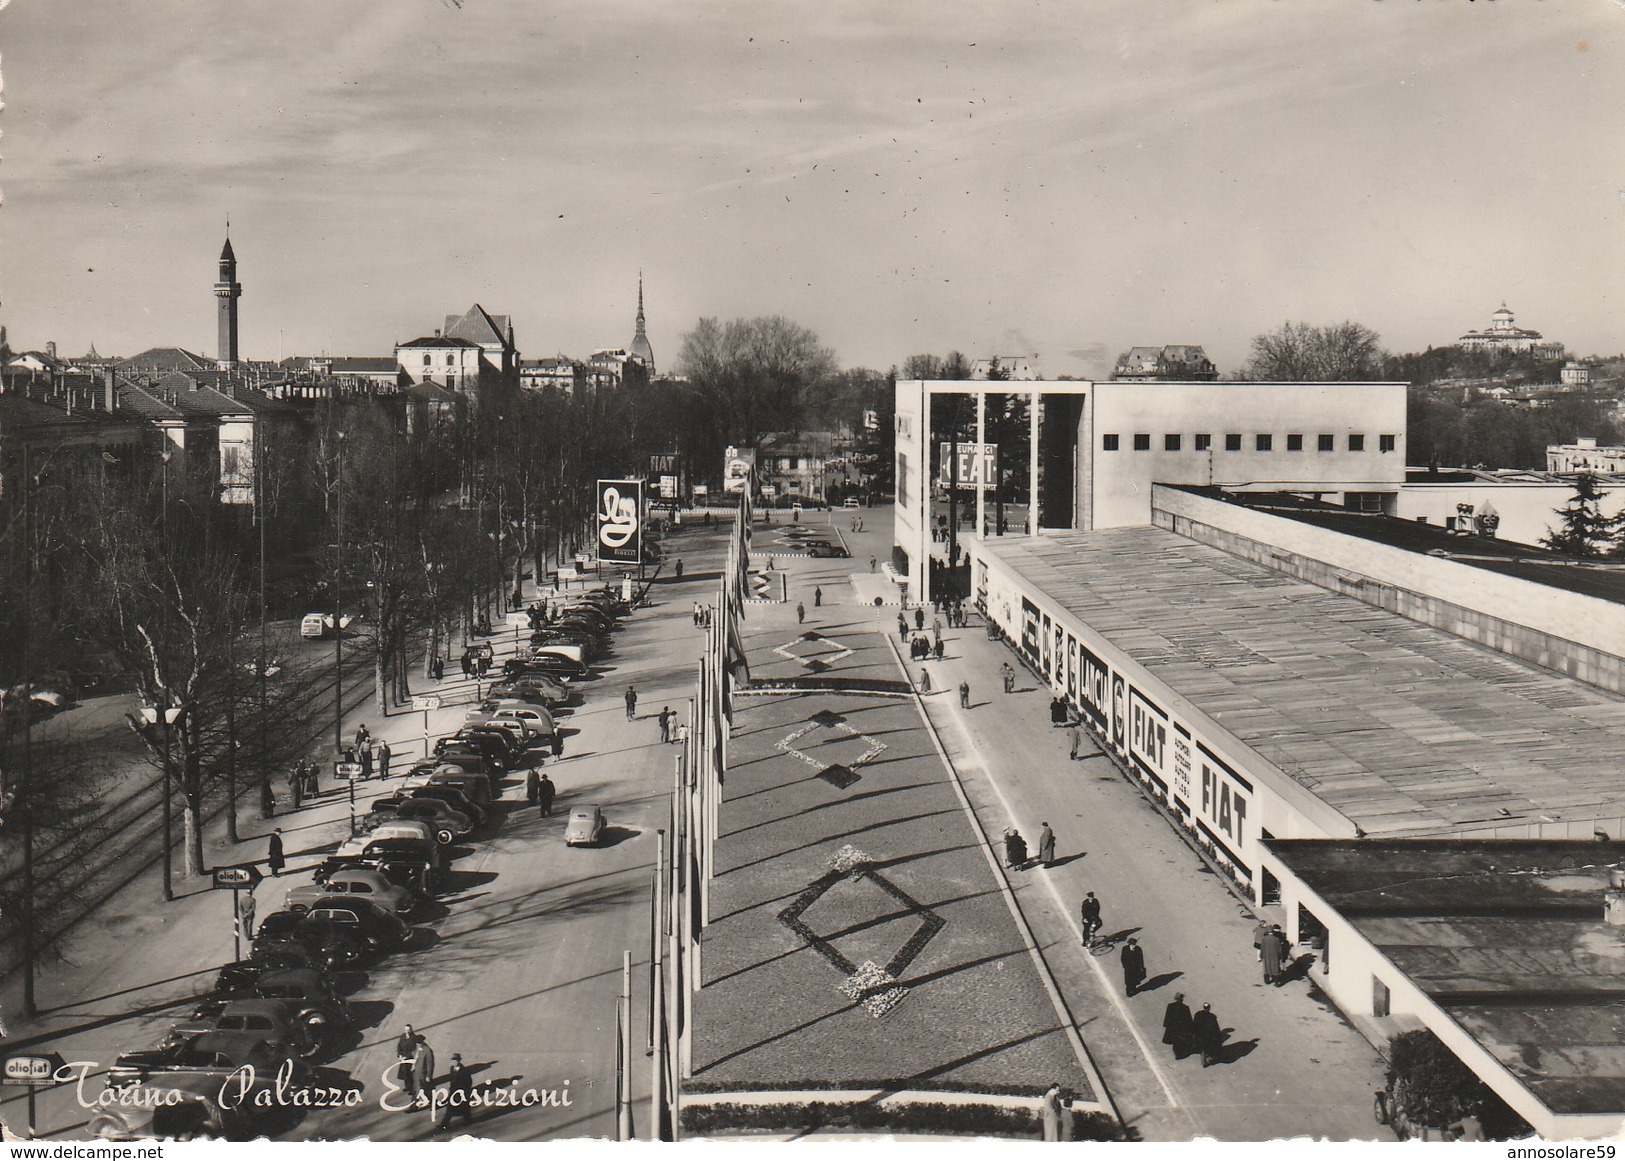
[779,526,851,558]
[89,588,633,1141]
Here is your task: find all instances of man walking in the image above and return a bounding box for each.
[797,601,806,624]
[914,607,925,631]
[377,740,392,780]
[959,680,971,709]
[360,744,373,780]
[659,706,674,743]
[1162,993,1194,1059]
[1261,923,1289,986]
[237,890,257,940]
[1001,662,1016,694]
[395,1025,421,1103]
[438,1053,475,1130]
[625,686,637,720]
[1036,822,1056,867]
[897,613,909,642]
[411,1032,436,1107]
[267,828,286,877]
[1193,1003,1223,1067]
[1079,891,1102,945]
[537,773,556,818]
[814,586,822,607]
[526,768,540,805]
[551,732,564,760]
[1120,936,1147,995]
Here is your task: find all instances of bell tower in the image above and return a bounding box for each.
[215,236,242,370]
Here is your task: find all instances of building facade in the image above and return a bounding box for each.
[1457,303,1563,356]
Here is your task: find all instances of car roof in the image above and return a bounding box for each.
[217,998,294,1019]
[570,806,601,818]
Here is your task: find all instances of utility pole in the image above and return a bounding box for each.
[333,431,347,757]
[257,430,272,819]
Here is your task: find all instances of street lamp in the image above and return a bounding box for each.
[126,703,187,901]
[333,431,347,759]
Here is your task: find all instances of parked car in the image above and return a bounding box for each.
[364,796,471,846]
[107,1030,306,1090]
[564,805,607,847]
[486,705,555,740]
[420,768,494,808]
[90,1073,254,1140]
[528,645,588,674]
[304,896,411,951]
[212,947,336,996]
[408,783,489,829]
[252,910,367,971]
[435,733,508,773]
[318,837,442,895]
[167,998,322,1061]
[808,544,851,558]
[844,497,862,508]
[286,868,416,917]
[193,967,354,1056]
[487,681,567,708]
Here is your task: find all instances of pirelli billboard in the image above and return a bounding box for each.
[597,479,643,566]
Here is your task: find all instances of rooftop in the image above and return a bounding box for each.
[979,527,1625,838]
[1267,839,1625,1117]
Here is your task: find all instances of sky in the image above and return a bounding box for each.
[1,0,1622,378]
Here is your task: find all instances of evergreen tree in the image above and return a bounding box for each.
[1540,474,1622,558]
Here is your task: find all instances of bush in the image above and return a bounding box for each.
[1385,1029,1531,1140]
[679,1097,1127,1140]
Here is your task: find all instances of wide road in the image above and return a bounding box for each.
[0,524,728,1142]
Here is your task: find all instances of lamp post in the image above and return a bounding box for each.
[256,430,272,819]
[333,431,347,758]
[128,704,185,901]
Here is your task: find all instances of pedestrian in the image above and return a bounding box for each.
[1003,827,1028,870]
[431,654,444,681]
[360,745,374,779]
[932,637,944,661]
[814,586,822,607]
[914,607,925,631]
[675,559,684,579]
[267,828,285,877]
[395,1025,420,1101]
[1120,936,1147,995]
[1001,662,1015,693]
[797,601,806,624]
[1162,993,1194,1059]
[237,890,257,939]
[526,768,540,804]
[262,775,277,818]
[1079,891,1102,944]
[676,722,689,749]
[1041,1082,1064,1142]
[959,680,971,708]
[897,613,909,642]
[869,556,876,572]
[625,686,637,720]
[693,601,701,627]
[355,723,371,751]
[511,586,523,610]
[550,732,564,760]
[306,759,321,798]
[1261,924,1288,986]
[411,1032,436,1107]
[287,766,302,810]
[1193,1003,1223,1067]
[537,773,556,817]
[918,667,931,693]
[659,706,673,743]
[438,1053,475,1130]
[1068,720,1085,760]
[460,652,473,678]
[1037,821,1056,867]
[378,740,392,779]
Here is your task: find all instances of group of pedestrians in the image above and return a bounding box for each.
[691,603,712,629]
[1160,994,1226,1068]
[393,1024,476,1130]
[1002,821,1057,870]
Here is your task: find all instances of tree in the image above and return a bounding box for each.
[984,357,1010,381]
[1386,1029,1530,1139]
[677,316,837,446]
[900,354,942,381]
[1540,474,1622,558]
[1243,321,1385,381]
[941,351,971,380]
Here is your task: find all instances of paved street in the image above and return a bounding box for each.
[741,506,1396,1142]
[0,522,733,1141]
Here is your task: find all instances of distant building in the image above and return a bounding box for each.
[215,236,242,371]
[519,356,580,394]
[395,334,485,394]
[586,348,649,391]
[627,275,655,377]
[1547,437,1625,474]
[1457,303,1563,356]
[1561,360,1592,386]
[969,356,1039,381]
[1111,345,1219,382]
[756,432,839,504]
[442,304,519,382]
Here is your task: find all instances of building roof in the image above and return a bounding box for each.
[1267,838,1625,1118]
[329,356,398,374]
[443,305,512,350]
[979,527,1625,839]
[119,347,214,373]
[396,335,483,350]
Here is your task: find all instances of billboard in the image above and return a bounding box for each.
[596,479,643,565]
[938,442,998,490]
[723,446,756,494]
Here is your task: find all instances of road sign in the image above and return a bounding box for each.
[334,762,364,779]
[412,694,442,712]
[3,1054,66,1086]
[211,864,263,890]
[557,567,579,581]
[506,611,530,629]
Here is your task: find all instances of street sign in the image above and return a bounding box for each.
[334,762,364,779]
[557,567,579,581]
[3,1054,66,1086]
[211,864,263,890]
[506,611,530,629]
[412,695,442,712]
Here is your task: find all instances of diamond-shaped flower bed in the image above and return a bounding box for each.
[776,708,886,776]
[778,849,946,1019]
[773,630,854,670]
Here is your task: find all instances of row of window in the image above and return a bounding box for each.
[1102,433,1398,454]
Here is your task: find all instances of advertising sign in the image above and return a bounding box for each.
[411,695,442,712]
[649,454,679,476]
[3,1054,66,1086]
[334,762,364,780]
[1020,597,1041,662]
[722,447,756,494]
[1128,688,1169,792]
[596,479,643,565]
[1077,643,1108,727]
[211,864,263,891]
[863,408,879,430]
[659,474,678,499]
[1197,745,1252,867]
[1040,613,1053,679]
[938,442,998,490]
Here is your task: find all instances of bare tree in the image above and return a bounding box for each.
[1243,321,1385,381]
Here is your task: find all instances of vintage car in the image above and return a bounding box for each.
[807,543,852,558]
[486,680,567,709]
[406,783,489,829]
[564,805,606,848]
[252,911,367,971]
[89,1073,258,1140]
[166,998,322,1061]
[107,1029,306,1090]
[194,968,354,1054]
[363,796,471,846]
[304,896,411,952]
[435,733,508,773]
[286,868,416,917]
[317,838,441,896]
